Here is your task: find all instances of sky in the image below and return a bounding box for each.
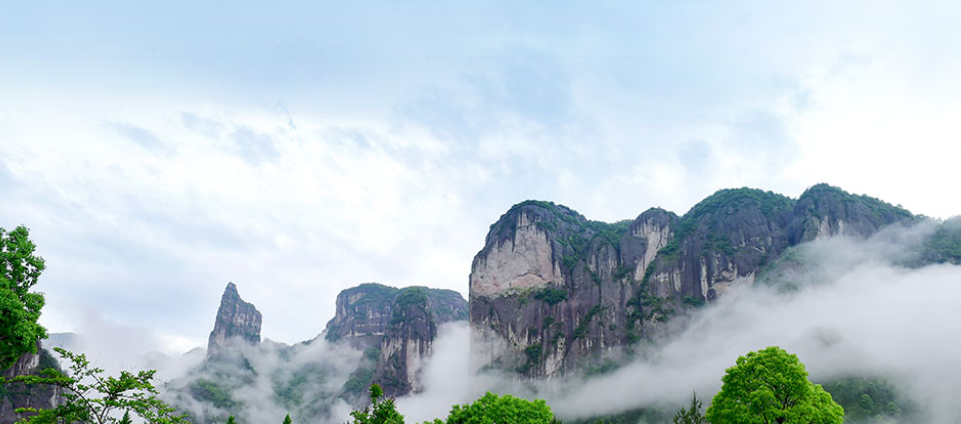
[2,1,961,352]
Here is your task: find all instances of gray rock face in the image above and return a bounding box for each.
[470,185,917,377]
[325,284,397,348]
[1,344,61,424]
[788,183,917,243]
[325,283,468,398]
[207,282,262,358]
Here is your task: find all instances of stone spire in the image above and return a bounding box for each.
[207,282,262,357]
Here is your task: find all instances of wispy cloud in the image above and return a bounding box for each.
[104,121,174,155]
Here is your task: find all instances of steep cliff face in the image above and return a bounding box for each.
[1,344,61,424]
[207,282,262,358]
[470,185,917,377]
[325,284,468,398]
[325,284,397,348]
[470,201,676,377]
[646,188,795,301]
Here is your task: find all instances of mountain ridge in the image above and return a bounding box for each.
[469,183,922,377]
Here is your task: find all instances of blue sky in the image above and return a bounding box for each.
[2,1,961,351]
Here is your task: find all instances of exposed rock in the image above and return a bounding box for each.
[1,343,62,424]
[325,283,397,348]
[789,183,917,243]
[207,282,262,358]
[325,283,468,399]
[470,185,917,378]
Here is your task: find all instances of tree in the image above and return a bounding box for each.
[283,414,292,424]
[705,346,844,424]
[443,392,554,424]
[0,225,48,370]
[226,416,236,424]
[5,347,189,424]
[673,392,706,424]
[347,384,404,424]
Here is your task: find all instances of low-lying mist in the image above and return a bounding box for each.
[52,221,961,424]
[400,222,961,424]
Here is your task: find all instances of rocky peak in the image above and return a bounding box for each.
[647,188,795,300]
[325,283,398,346]
[789,183,916,243]
[207,282,262,357]
[619,208,678,282]
[326,283,469,399]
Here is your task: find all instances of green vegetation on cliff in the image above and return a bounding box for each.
[799,183,915,222]
[916,218,961,265]
[655,188,794,267]
[191,379,240,409]
[0,225,48,370]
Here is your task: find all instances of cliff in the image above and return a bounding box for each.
[469,184,917,377]
[0,343,61,424]
[326,283,468,399]
[207,282,262,358]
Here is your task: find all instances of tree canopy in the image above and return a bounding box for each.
[7,347,189,424]
[705,346,843,424]
[0,225,48,370]
[673,392,706,424]
[442,392,554,424]
[347,384,404,424]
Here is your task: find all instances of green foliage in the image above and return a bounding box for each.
[364,347,382,362]
[190,378,239,409]
[706,346,843,424]
[801,184,915,223]
[561,255,579,272]
[517,344,543,373]
[3,347,189,424]
[393,287,429,311]
[534,220,557,233]
[611,265,632,282]
[0,225,48,370]
[627,281,673,326]
[348,384,404,424]
[572,305,603,340]
[226,416,236,424]
[443,392,554,424]
[533,287,568,306]
[656,188,794,265]
[565,406,668,424]
[681,296,705,308]
[583,220,632,249]
[390,287,430,325]
[582,358,619,379]
[703,234,735,257]
[673,392,706,424]
[916,218,961,265]
[820,375,914,422]
[542,316,555,328]
[343,367,376,398]
[283,414,292,424]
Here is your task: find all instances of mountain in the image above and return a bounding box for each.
[168,282,468,424]
[325,283,468,399]
[207,282,262,358]
[469,184,919,377]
